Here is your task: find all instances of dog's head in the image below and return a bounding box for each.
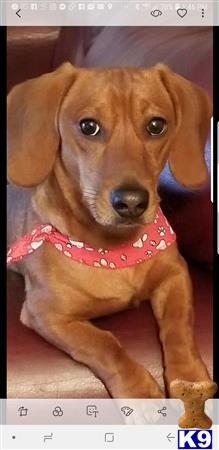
[7,63,211,228]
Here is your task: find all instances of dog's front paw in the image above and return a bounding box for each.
[109,363,164,399]
[165,362,211,392]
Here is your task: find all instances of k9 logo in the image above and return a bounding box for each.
[178,430,213,449]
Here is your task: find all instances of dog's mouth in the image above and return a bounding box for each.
[113,216,147,228]
[85,198,158,229]
[83,185,159,230]
[114,208,158,228]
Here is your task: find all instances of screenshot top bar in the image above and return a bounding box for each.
[1,1,218,26]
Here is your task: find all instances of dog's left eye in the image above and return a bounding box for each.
[79,119,100,136]
[146,117,167,136]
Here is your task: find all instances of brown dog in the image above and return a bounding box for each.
[7,63,212,399]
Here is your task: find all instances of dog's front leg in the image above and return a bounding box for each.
[150,254,211,395]
[22,304,164,398]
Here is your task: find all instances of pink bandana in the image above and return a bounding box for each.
[7,208,176,270]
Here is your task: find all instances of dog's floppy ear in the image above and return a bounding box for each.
[156,64,212,188]
[7,62,76,187]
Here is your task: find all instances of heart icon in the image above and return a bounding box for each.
[177,8,187,18]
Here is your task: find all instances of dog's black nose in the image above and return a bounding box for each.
[111,186,149,218]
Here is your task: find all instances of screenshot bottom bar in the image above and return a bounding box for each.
[1,425,219,449]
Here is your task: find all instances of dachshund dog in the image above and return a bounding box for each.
[7,63,212,399]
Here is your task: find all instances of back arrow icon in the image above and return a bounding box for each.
[166,432,175,442]
[16,9,21,18]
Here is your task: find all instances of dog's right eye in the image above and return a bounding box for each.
[79,119,100,136]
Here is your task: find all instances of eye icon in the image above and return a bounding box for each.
[150,9,162,17]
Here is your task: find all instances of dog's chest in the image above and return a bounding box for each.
[41,244,151,319]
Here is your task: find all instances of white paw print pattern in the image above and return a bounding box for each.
[93,261,101,268]
[156,239,167,251]
[93,258,108,268]
[7,209,176,268]
[133,233,148,248]
[157,226,166,237]
[30,240,43,250]
[98,248,108,255]
[69,239,84,249]
[154,213,159,224]
[93,259,116,269]
[41,225,52,233]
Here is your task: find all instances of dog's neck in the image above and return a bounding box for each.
[31,163,142,248]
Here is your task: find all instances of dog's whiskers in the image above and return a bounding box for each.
[83,188,97,198]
